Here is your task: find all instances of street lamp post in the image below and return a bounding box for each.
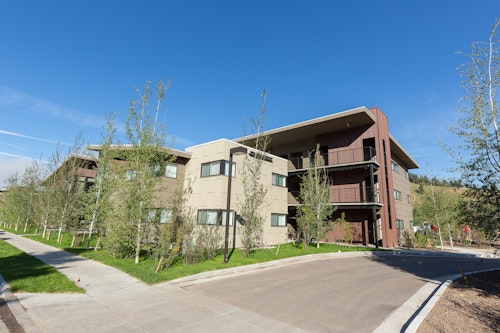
[224,146,247,263]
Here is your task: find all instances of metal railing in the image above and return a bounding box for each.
[288,146,376,171]
[289,186,380,205]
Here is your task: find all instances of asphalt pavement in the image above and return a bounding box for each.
[1,230,499,333]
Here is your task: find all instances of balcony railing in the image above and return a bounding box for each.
[288,186,380,205]
[288,146,376,171]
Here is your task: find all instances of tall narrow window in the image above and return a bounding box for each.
[393,189,402,201]
[391,161,399,173]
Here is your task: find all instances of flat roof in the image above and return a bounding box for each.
[236,106,418,169]
[389,135,419,169]
[237,106,377,147]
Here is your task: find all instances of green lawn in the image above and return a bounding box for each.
[0,238,84,293]
[2,226,379,285]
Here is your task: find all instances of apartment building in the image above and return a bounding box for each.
[185,139,289,247]
[89,140,289,246]
[79,106,417,248]
[238,106,418,248]
[45,154,98,192]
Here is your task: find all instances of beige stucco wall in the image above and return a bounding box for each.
[185,139,289,247]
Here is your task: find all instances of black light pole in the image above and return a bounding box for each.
[224,146,247,263]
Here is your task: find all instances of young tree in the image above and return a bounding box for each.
[155,186,196,270]
[84,112,119,249]
[335,212,352,246]
[106,80,174,263]
[18,160,45,232]
[412,181,461,247]
[295,145,335,251]
[239,89,270,256]
[45,137,90,244]
[0,173,23,229]
[447,19,500,236]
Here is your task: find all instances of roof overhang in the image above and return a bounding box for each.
[87,144,192,160]
[389,135,419,169]
[236,106,377,148]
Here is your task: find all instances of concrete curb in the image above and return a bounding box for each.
[0,275,41,333]
[167,248,492,287]
[403,268,500,333]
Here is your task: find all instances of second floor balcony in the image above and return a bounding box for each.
[288,146,377,172]
[288,185,382,208]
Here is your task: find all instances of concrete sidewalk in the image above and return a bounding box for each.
[0,231,303,332]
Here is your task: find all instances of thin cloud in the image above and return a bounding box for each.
[0,141,25,151]
[0,151,32,158]
[0,85,103,129]
[0,129,61,144]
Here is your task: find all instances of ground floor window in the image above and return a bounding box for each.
[396,219,404,230]
[271,213,287,227]
[197,209,234,225]
[160,209,173,223]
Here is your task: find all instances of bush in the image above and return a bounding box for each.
[414,231,431,248]
[401,231,414,249]
[185,225,223,264]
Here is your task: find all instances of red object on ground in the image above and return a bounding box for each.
[431,224,439,232]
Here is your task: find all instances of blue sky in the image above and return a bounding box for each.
[0,1,498,187]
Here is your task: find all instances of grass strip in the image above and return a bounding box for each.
[3,226,380,285]
[0,238,84,293]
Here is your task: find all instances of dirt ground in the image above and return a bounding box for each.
[417,270,500,333]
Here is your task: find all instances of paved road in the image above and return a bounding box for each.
[183,254,500,333]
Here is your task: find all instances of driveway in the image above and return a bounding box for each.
[183,254,500,332]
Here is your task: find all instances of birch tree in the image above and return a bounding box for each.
[295,145,335,251]
[106,80,174,263]
[18,160,44,232]
[447,19,500,236]
[84,112,118,249]
[239,89,270,256]
[0,173,23,229]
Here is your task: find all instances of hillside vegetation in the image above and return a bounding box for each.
[408,180,494,248]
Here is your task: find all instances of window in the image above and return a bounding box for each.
[393,189,402,200]
[197,209,234,225]
[201,160,235,178]
[391,161,399,173]
[396,219,404,230]
[125,169,137,181]
[272,173,286,187]
[224,161,236,177]
[271,213,287,227]
[160,209,173,223]
[145,209,157,222]
[165,164,178,178]
[407,194,412,204]
[149,164,162,177]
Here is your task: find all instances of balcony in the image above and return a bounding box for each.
[288,146,377,172]
[288,186,381,208]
